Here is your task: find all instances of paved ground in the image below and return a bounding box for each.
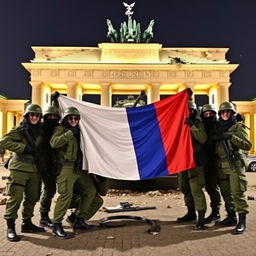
[1,165,256,256]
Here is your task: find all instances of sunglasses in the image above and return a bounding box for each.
[29,113,41,117]
[68,116,79,121]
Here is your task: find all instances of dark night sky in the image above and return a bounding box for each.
[0,0,255,101]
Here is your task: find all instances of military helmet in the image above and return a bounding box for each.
[63,107,80,119]
[218,101,236,115]
[43,105,60,117]
[24,104,42,116]
[200,104,217,116]
[188,101,197,114]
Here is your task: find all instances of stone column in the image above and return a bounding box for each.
[218,82,230,106]
[2,110,7,136]
[30,81,42,105]
[75,84,83,101]
[148,83,161,104]
[100,83,111,106]
[7,112,14,132]
[208,85,218,109]
[66,82,77,99]
[184,82,195,101]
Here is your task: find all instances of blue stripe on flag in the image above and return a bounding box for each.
[126,105,169,179]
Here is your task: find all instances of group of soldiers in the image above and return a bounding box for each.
[179,99,251,234]
[0,92,108,242]
[0,90,252,242]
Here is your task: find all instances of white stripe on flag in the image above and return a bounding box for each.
[58,96,140,180]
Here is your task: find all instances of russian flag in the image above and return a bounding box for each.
[58,89,194,180]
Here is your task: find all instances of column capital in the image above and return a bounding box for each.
[184,82,195,87]
[29,81,42,87]
[150,82,161,87]
[65,81,77,87]
[218,82,231,87]
[100,82,110,89]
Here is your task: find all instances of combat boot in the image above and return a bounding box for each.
[204,209,221,224]
[195,210,205,230]
[73,217,97,231]
[66,212,76,226]
[233,213,246,234]
[53,223,72,239]
[215,211,237,227]
[6,219,20,242]
[177,208,196,222]
[40,212,53,228]
[21,218,45,233]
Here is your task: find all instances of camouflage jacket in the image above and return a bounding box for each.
[0,125,44,173]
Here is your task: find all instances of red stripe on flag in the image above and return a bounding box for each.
[154,90,195,174]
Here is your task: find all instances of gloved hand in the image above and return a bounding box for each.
[23,145,37,154]
[185,118,194,127]
[51,91,60,104]
[236,113,245,122]
[212,133,231,141]
[221,132,232,140]
[186,88,193,100]
[70,127,79,135]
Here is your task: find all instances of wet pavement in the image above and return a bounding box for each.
[1,165,256,256]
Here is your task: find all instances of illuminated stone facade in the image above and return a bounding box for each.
[22,43,237,110]
[0,96,27,138]
[1,43,255,153]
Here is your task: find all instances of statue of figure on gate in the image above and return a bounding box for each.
[106,19,119,43]
[142,20,154,43]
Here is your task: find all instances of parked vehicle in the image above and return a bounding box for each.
[247,155,256,172]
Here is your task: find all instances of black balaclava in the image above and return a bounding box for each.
[189,110,197,121]
[43,115,60,130]
[21,114,42,139]
[202,114,217,127]
[218,112,237,132]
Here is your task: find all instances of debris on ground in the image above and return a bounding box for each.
[107,189,180,197]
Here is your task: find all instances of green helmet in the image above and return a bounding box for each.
[200,104,216,116]
[24,104,42,116]
[188,101,197,114]
[218,101,236,115]
[63,107,80,119]
[43,105,60,117]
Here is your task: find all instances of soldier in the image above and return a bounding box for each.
[51,107,97,239]
[177,101,207,230]
[39,105,60,228]
[66,174,109,226]
[200,104,222,223]
[0,104,45,242]
[214,102,251,234]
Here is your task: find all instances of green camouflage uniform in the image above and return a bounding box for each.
[0,125,43,220]
[50,125,97,223]
[69,174,109,220]
[215,122,251,214]
[178,119,207,212]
